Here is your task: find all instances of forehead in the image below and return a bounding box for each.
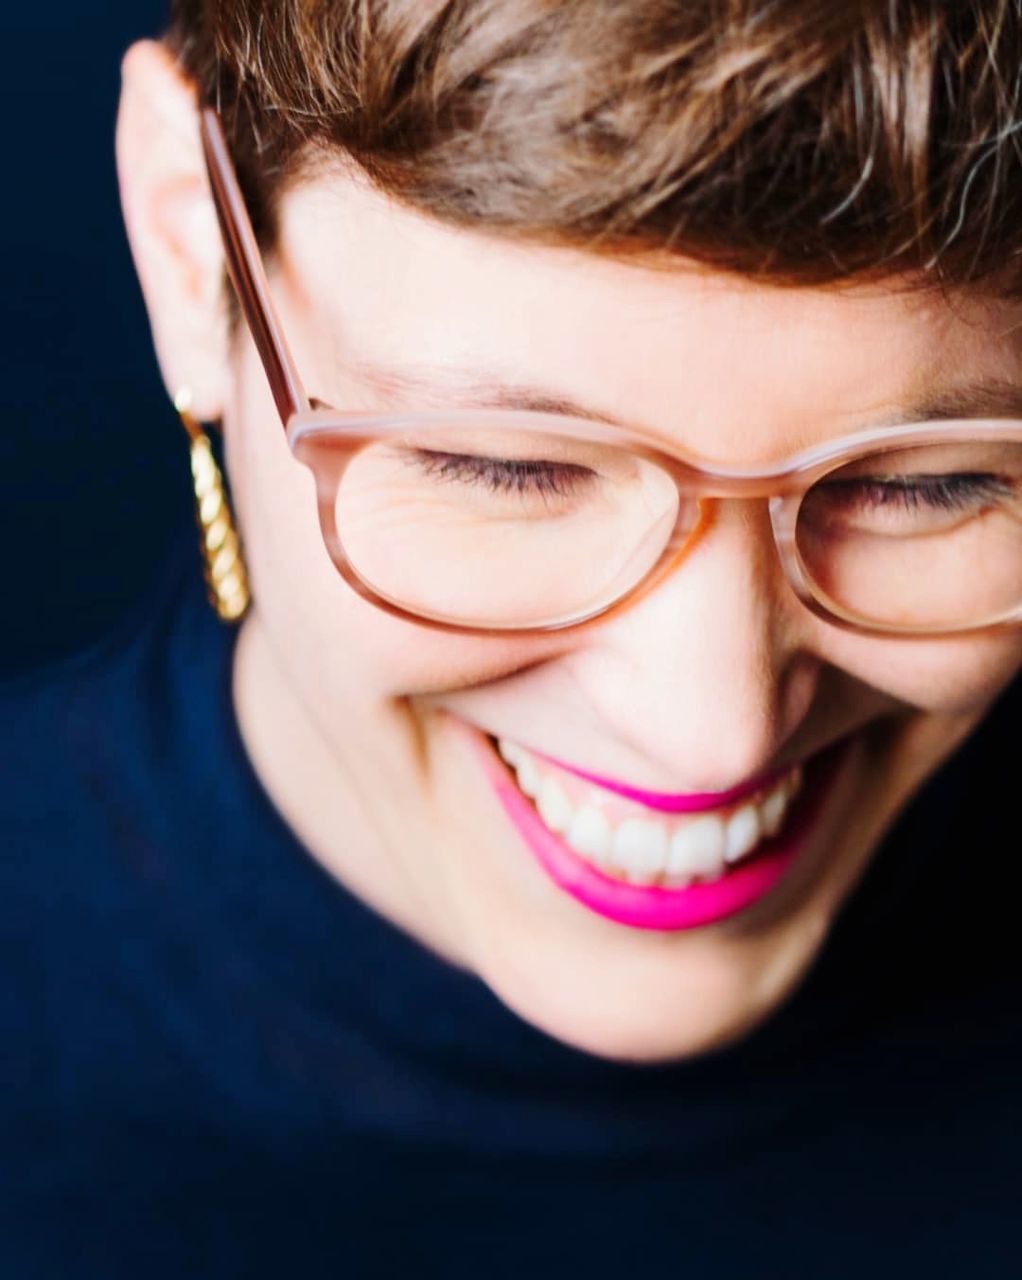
[276,170,1022,459]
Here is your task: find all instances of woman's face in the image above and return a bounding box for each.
[120,51,1022,1061]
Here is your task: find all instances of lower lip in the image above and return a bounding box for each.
[464,727,849,932]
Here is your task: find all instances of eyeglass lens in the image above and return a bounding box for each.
[796,437,1022,630]
[313,424,1022,631]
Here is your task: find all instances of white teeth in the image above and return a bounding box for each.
[724,804,761,864]
[665,814,726,885]
[515,752,541,799]
[612,819,668,885]
[497,738,524,768]
[565,805,613,864]
[496,736,802,886]
[760,786,788,837]
[536,778,573,834]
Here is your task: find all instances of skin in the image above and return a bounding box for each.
[117,42,1022,1063]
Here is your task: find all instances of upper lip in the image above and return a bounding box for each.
[523,746,793,814]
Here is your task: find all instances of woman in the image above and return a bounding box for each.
[5,1,1021,1274]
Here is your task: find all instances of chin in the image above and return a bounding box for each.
[462,899,833,1064]
[475,967,800,1065]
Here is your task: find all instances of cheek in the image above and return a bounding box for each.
[824,630,1022,715]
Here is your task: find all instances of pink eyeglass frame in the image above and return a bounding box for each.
[198,106,1022,639]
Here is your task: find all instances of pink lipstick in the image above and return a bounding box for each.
[529,750,788,814]
[462,725,850,932]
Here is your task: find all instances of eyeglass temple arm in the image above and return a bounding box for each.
[198,107,310,424]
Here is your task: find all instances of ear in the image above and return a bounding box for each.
[116,40,229,421]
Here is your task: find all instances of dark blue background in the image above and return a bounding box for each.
[1,3,178,673]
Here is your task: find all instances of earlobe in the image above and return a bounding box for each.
[116,40,229,421]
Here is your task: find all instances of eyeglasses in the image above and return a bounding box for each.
[199,107,1022,639]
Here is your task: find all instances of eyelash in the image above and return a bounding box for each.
[824,473,1013,512]
[409,450,595,497]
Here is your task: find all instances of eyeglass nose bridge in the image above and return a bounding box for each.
[636,449,887,633]
[614,485,820,626]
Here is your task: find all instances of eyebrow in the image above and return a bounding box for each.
[351,359,631,425]
[349,358,1022,428]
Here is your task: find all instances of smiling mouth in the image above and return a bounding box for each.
[466,727,851,931]
[495,736,804,888]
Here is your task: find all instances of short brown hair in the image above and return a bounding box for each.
[168,0,1022,293]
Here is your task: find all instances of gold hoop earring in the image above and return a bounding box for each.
[174,388,250,623]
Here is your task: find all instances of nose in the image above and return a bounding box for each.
[567,499,821,791]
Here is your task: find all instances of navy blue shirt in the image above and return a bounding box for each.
[3,521,1020,1278]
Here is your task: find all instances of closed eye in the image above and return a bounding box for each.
[818,472,1013,513]
[407,449,597,498]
